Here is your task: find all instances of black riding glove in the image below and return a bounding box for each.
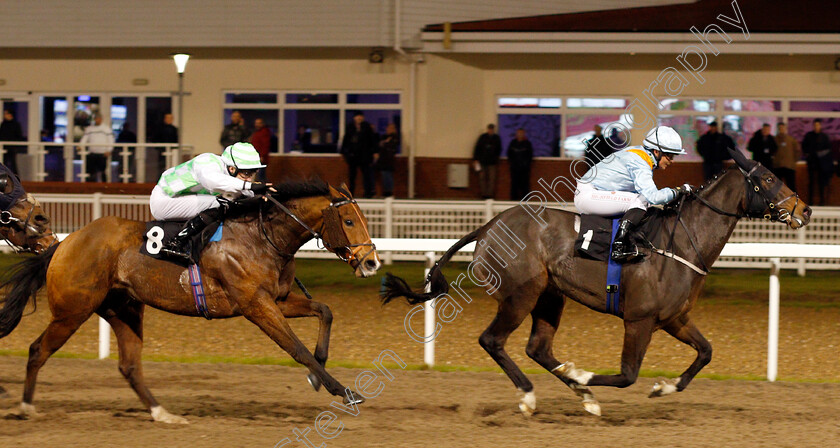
[248,182,272,194]
[672,183,694,199]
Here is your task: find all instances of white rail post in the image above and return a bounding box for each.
[384,196,393,265]
[767,257,781,381]
[93,192,111,359]
[424,251,436,368]
[796,229,806,277]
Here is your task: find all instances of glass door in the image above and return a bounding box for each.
[0,97,30,178]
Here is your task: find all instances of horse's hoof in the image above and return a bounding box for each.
[518,391,536,416]
[307,373,322,392]
[343,390,365,406]
[151,405,189,424]
[554,362,594,385]
[582,398,602,416]
[19,402,37,419]
[649,378,679,398]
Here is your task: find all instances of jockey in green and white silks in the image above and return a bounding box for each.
[149,142,272,262]
[575,126,693,262]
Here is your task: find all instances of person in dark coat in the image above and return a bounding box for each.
[748,124,777,170]
[473,124,502,199]
[0,110,25,176]
[375,123,400,197]
[802,119,834,205]
[340,112,378,198]
[507,128,533,201]
[219,110,249,149]
[584,125,613,168]
[115,122,137,181]
[696,121,735,181]
[149,113,179,178]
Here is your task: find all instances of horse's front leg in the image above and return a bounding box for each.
[649,315,712,398]
[243,297,362,404]
[277,292,333,392]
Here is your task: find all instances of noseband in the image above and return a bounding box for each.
[691,164,801,225]
[260,194,376,269]
[0,195,57,253]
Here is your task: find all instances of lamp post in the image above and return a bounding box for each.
[172,53,190,166]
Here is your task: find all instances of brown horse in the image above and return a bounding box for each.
[0,180,381,423]
[0,166,56,254]
[383,149,811,416]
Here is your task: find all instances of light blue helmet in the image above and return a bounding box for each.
[221,142,266,169]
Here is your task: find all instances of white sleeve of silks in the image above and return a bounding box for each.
[193,155,250,194]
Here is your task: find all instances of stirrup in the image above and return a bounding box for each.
[160,244,193,263]
[611,246,642,263]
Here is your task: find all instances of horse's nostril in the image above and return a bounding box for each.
[364,259,377,270]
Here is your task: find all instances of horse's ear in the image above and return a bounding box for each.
[727,147,753,170]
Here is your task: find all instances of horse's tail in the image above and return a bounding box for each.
[381,228,481,305]
[0,243,59,339]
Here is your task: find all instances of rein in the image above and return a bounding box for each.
[0,196,57,253]
[652,165,799,276]
[259,193,376,269]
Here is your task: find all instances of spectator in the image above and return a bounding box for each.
[79,114,114,182]
[608,126,628,150]
[0,110,25,175]
[115,122,137,181]
[472,124,502,199]
[696,121,735,181]
[340,112,377,198]
[748,124,777,170]
[507,128,533,201]
[375,123,400,197]
[584,125,613,168]
[219,111,249,149]
[802,119,834,205]
[292,125,311,153]
[149,113,179,178]
[249,118,274,181]
[773,122,800,190]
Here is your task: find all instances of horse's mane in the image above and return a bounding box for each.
[270,178,331,201]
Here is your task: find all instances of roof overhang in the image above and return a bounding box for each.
[420,32,840,55]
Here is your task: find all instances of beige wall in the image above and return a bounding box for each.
[0,52,836,159]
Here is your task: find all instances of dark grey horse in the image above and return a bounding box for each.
[383,149,811,416]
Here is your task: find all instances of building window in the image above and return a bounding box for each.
[223,91,401,155]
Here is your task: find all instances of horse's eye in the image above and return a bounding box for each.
[344,219,354,226]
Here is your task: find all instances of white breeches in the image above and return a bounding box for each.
[149,185,220,220]
[574,182,649,216]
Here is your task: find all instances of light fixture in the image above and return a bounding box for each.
[172,53,190,74]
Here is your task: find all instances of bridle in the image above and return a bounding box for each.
[691,163,802,225]
[0,195,58,254]
[259,193,377,270]
[657,164,801,275]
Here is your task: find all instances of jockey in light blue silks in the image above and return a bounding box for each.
[149,142,271,262]
[575,126,693,262]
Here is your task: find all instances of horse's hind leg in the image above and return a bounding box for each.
[649,315,712,398]
[557,317,656,389]
[98,296,187,424]
[525,292,601,416]
[276,293,332,392]
[21,313,91,417]
[478,292,539,414]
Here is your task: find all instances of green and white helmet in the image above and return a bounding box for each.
[643,126,687,155]
[221,142,266,170]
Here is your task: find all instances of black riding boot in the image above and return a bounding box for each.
[611,208,645,263]
[160,207,225,263]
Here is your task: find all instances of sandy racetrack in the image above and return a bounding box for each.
[0,356,839,448]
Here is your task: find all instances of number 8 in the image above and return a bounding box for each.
[146,226,164,255]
